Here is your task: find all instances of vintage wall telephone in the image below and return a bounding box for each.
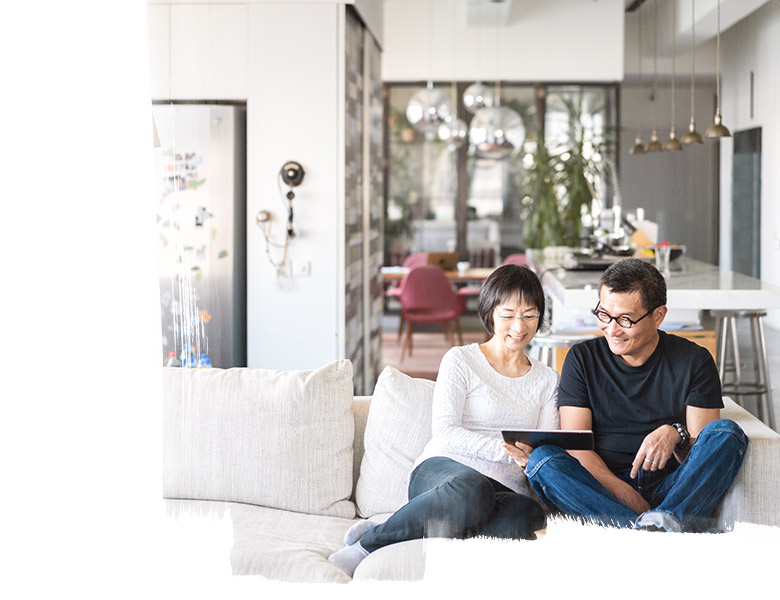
[256,161,305,281]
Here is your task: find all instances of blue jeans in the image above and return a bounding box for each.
[525,419,748,532]
[359,457,545,553]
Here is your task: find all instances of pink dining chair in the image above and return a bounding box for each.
[502,253,528,267]
[386,252,429,339]
[398,265,465,362]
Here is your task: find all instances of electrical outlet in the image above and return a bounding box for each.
[292,259,311,277]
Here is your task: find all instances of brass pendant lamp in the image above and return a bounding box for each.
[646,0,663,152]
[705,0,731,138]
[663,0,682,151]
[630,4,645,155]
[681,0,703,144]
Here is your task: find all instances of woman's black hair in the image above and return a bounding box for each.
[477,264,546,335]
[599,257,667,311]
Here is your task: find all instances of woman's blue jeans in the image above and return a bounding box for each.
[359,457,545,553]
[524,419,748,532]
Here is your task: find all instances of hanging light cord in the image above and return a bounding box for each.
[715,0,721,114]
[652,0,658,133]
[671,1,676,129]
[637,7,643,138]
[690,0,695,121]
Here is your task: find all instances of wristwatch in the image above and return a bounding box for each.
[671,423,691,451]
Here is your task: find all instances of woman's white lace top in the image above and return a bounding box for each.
[412,343,560,495]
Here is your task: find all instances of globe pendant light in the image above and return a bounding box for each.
[405,2,451,140]
[469,80,525,160]
[467,11,524,160]
[406,81,452,140]
[463,82,495,113]
[631,4,646,155]
[663,0,682,151]
[646,0,663,152]
[681,0,703,144]
[462,2,494,114]
[705,0,731,138]
[438,82,467,150]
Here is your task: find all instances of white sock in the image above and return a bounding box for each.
[343,519,378,545]
[328,541,370,577]
[634,510,682,533]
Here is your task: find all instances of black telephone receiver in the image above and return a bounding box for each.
[279,161,304,238]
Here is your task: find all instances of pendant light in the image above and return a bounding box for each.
[438,80,468,150]
[705,0,731,138]
[630,5,646,155]
[664,0,682,151]
[463,1,494,113]
[406,2,451,140]
[438,2,467,151]
[681,0,703,144]
[646,0,663,152]
[468,9,525,160]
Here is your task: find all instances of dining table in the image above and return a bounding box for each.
[381,266,495,283]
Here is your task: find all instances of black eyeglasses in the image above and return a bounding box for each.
[592,301,653,329]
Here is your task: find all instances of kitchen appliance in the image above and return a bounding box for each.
[152,102,247,368]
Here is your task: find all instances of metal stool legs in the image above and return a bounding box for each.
[714,310,775,430]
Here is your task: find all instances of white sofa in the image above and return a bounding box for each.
[162,360,780,583]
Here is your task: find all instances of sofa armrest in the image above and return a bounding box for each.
[714,397,780,529]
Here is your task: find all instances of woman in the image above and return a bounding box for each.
[329,265,559,576]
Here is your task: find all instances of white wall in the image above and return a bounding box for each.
[382,0,625,82]
[718,0,780,329]
[148,1,348,370]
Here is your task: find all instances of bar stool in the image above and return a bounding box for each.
[530,332,596,370]
[712,310,775,430]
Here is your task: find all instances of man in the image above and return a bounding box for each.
[524,258,748,532]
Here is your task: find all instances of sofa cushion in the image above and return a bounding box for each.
[355,366,435,517]
[164,499,357,583]
[163,360,355,518]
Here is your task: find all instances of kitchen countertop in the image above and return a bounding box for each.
[530,254,780,311]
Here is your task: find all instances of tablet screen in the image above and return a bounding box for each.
[501,429,594,450]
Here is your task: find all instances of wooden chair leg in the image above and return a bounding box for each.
[454,318,463,346]
[443,322,453,346]
[400,321,414,362]
[397,315,405,341]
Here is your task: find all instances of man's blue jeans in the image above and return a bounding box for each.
[525,419,748,532]
[359,457,545,553]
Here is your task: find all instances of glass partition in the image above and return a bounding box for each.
[384,82,618,267]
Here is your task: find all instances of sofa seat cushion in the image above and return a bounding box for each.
[165,499,358,583]
[163,360,355,518]
[352,539,427,581]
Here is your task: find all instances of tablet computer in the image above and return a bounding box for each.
[501,429,594,450]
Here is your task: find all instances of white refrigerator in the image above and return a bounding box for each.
[152,102,247,368]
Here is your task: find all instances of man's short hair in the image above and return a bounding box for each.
[477,264,546,335]
[599,258,667,311]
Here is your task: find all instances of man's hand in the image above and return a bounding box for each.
[630,425,680,479]
[503,441,533,468]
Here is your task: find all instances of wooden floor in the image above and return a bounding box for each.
[380,317,486,380]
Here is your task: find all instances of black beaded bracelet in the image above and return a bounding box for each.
[671,422,691,451]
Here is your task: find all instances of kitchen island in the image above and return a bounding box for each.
[531,254,780,315]
[528,252,780,370]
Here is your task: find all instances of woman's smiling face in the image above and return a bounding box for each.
[491,293,540,353]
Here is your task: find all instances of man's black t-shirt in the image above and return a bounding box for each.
[557,330,723,472]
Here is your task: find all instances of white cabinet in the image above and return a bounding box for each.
[148,4,248,100]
